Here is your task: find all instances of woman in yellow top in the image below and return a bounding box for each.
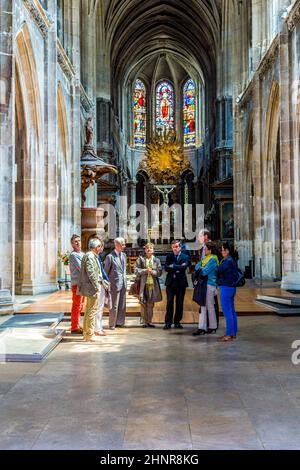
[193,241,219,336]
[135,243,163,327]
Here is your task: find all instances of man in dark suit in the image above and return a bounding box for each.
[164,240,191,330]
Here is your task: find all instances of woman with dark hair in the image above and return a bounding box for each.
[193,241,219,335]
[217,242,239,342]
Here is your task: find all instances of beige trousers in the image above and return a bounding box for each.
[83,295,99,339]
[141,302,154,324]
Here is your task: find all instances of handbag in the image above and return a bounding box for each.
[235,268,245,287]
[129,277,141,297]
[192,270,208,306]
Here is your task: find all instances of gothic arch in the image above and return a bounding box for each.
[57,83,69,166]
[265,81,279,165]
[14,24,45,294]
[106,0,220,130]
[15,24,43,151]
[57,84,72,273]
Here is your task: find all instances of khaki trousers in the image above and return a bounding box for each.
[83,295,99,339]
[141,302,154,324]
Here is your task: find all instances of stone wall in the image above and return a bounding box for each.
[0,0,86,310]
[0,0,14,313]
[231,0,300,287]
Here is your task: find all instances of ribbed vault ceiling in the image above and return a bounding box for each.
[102,0,221,88]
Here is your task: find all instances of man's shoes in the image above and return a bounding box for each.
[83,335,96,342]
[116,324,125,328]
[109,326,115,330]
[142,324,147,328]
[147,323,155,328]
[71,328,83,334]
[174,323,183,329]
[192,329,207,336]
[95,330,107,336]
[163,323,171,330]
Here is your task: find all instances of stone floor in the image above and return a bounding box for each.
[1,315,300,450]
[16,282,297,319]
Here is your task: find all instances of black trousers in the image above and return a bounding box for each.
[165,284,186,325]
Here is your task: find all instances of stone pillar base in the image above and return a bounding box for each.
[281,272,300,291]
[0,289,14,315]
[15,282,58,296]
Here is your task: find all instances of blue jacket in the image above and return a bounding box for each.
[217,256,238,287]
[196,257,218,287]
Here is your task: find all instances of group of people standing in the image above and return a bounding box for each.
[68,230,240,343]
[192,230,239,342]
[69,236,127,342]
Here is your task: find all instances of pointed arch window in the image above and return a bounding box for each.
[156,81,174,133]
[133,79,146,147]
[183,79,196,147]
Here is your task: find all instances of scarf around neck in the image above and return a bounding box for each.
[201,254,219,268]
[145,256,154,287]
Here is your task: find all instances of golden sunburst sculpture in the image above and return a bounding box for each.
[140,131,190,184]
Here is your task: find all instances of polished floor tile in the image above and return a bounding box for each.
[0,315,300,449]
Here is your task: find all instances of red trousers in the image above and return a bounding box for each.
[71,285,84,331]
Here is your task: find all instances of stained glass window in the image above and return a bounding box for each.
[133,79,146,146]
[183,79,196,147]
[156,81,174,133]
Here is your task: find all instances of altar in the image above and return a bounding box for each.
[132,131,199,246]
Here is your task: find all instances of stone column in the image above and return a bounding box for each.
[96,97,112,156]
[70,0,81,233]
[39,0,57,294]
[252,75,264,281]
[252,0,264,69]
[128,179,138,247]
[84,184,97,208]
[0,0,14,313]
[279,27,298,290]
[129,179,137,210]
[80,2,96,98]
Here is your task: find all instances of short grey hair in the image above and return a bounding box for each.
[114,237,125,246]
[88,238,101,250]
[199,229,210,237]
